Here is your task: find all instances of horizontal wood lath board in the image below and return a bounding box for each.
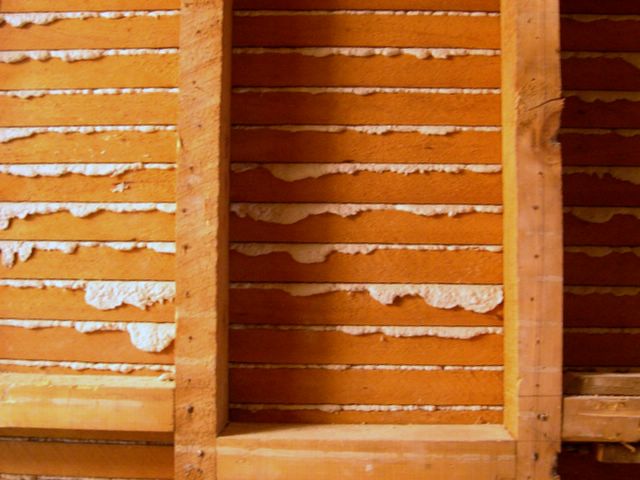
[234,0,500,10]
[231,288,503,326]
[0,363,168,376]
[0,55,178,89]
[0,92,177,127]
[233,54,500,88]
[230,368,503,405]
[562,396,640,442]
[230,169,502,204]
[0,373,173,432]
[0,17,178,50]
[0,246,174,280]
[230,248,502,283]
[564,172,640,206]
[0,169,175,202]
[0,284,174,322]
[563,97,640,129]
[562,57,640,91]
[231,91,500,126]
[561,18,640,52]
[229,329,503,365]
[565,291,640,328]
[0,131,177,164]
[560,131,640,167]
[0,0,179,11]
[564,214,640,245]
[232,14,500,49]
[564,333,640,366]
[565,251,640,286]
[0,211,174,241]
[231,128,501,164]
[0,326,173,364]
[231,210,502,244]
[0,440,173,479]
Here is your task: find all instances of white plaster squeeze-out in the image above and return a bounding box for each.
[0,202,175,230]
[0,241,175,268]
[233,86,500,95]
[564,166,640,185]
[1,88,178,99]
[565,90,640,103]
[0,163,175,178]
[0,48,179,63]
[231,243,502,264]
[0,280,175,310]
[565,286,640,297]
[561,52,640,71]
[565,246,640,258]
[230,403,502,413]
[230,362,503,371]
[231,163,502,181]
[230,324,502,339]
[231,283,503,313]
[0,319,174,352]
[0,358,174,374]
[0,10,179,27]
[564,207,640,224]
[234,10,500,17]
[234,47,500,59]
[0,125,176,144]
[233,125,501,135]
[231,203,502,224]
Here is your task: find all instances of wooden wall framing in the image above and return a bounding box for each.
[173,1,564,479]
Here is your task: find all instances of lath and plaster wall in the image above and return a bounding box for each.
[228,0,505,424]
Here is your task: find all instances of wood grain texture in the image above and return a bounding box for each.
[564,372,640,396]
[0,373,174,432]
[596,444,640,464]
[501,0,564,477]
[234,0,500,10]
[0,0,179,10]
[175,0,231,479]
[563,396,640,442]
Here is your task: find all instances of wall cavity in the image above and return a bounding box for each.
[564,207,640,223]
[564,166,640,185]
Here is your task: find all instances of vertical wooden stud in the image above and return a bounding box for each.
[501,0,564,478]
[176,1,231,479]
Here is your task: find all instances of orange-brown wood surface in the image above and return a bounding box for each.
[233,13,500,48]
[231,128,501,165]
[229,329,503,365]
[232,91,500,126]
[0,17,178,50]
[0,247,174,280]
[1,131,178,164]
[235,0,500,10]
[0,326,173,364]
[233,53,501,88]
[1,0,179,10]
[231,210,502,244]
[0,55,178,89]
[230,289,503,326]
[0,169,175,202]
[0,92,177,127]
[230,249,502,283]
[231,170,502,204]
[230,368,503,405]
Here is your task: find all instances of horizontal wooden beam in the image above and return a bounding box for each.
[565,372,640,396]
[217,423,515,480]
[563,396,640,442]
[0,373,174,432]
[596,443,640,464]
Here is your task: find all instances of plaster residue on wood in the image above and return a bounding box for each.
[561,52,640,71]
[231,163,502,181]
[231,203,502,224]
[0,280,175,310]
[564,207,640,224]
[1,87,178,99]
[565,246,640,258]
[564,167,640,185]
[230,324,502,339]
[231,283,503,313]
[0,202,176,230]
[234,47,500,59]
[234,125,501,136]
[0,358,174,374]
[0,319,175,352]
[0,163,175,178]
[0,48,178,63]
[0,241,174,268]
[234,10,500,17]
[233,86,501,96]
[0,10,179,27]
[0,125,176,144]
[230,363,503,371]
[565,286,640,297]
[231,243,501,264]
[565,90,640,103]
[230,403,502,413]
